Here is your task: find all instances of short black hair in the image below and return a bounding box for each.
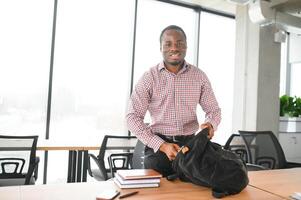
[159,25,187,44]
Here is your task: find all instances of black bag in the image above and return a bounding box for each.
[171,128,249,198]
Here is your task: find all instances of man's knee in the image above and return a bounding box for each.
[144,150,173,177]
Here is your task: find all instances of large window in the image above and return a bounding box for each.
[198,12,235,144]
[280,33,301,100]
[134,0,198,84]
[0,1,53,185]
[279,39,288,96]
[290,62,301,97]
[0,0,236,184]
[134,0,198,123]
[46,0,135,183]
[0,0,53,136]
[50,0,135,140]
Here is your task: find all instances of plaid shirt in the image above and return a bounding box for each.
[126,61,221,152]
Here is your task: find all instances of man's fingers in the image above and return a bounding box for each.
[201,122,212,129]
[173,144,180,151]
[167,154,176,161]
[200,124,208,129]
[207,129,214,139]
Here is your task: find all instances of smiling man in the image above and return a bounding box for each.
[126,25,221,176]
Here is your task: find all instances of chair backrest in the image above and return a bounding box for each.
[132,140,145,169]
[238,130,287,169]
[0,135,38,186]
[224,134,248,163]
[88,135,138,181]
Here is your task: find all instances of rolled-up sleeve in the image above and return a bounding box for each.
[199,74,221,131]
[126,72,165,152]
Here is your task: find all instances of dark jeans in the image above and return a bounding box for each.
[143,134,193,177]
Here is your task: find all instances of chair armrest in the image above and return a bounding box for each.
[107,152,133,177]
[246,163,269,171]
[33,157,40,180]
[286,161,301,168]
[87,153,108,181]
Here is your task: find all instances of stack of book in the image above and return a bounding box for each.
[113,169,162,189]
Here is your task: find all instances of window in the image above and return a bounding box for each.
[134,0,198,123]
[198,12,235,144]
[134,0,198,84]
[50,0,135,140]
[45,0,135,183]
[279,39,288,96]
[0,0,53,136]
[0,0,236,184]
[290,62,301,97]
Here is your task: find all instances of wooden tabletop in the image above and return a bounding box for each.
[36,139,102,151]
[249,168,301,199]
[0,185,21,200]
[0,178,283,200]
[37,139,135,151]
[121,179,282,200]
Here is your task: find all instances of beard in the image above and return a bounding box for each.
[165,58,184,67]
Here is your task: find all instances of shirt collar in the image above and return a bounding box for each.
[158,60,189,72]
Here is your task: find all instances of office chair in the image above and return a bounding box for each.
[224,134,249,163]
[224,134,267,171]
[87,135,145,181]
[131,140,145,169]
[0,135,39,186]
[238,130,301,169]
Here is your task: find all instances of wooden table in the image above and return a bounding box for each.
[249,168,301,199]
[0,186,21,200]
[37,139,134,183]
[0,178,283,200]
[37,139,103,183]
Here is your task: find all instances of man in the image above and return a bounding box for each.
[126,25,221,176]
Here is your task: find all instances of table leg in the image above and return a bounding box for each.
[76,151,82,182]
[67,150,77,183]
[82,150,88,182]
[43,151,48,184]
[67,150,90,183]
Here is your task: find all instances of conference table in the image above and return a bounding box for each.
[249,167,301,199]
[2,168,301,200]
[37,139,102,183]
[37,138,134,183]
[0,173,288,200]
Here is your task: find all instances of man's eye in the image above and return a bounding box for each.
[177,42,186,48]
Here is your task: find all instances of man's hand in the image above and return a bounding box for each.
[159,142,180,161]
[200,122,214,139]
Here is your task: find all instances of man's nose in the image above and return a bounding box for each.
[169,43,180,50]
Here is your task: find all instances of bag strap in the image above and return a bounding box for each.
[212,189,229,198]
[166,173,178,181]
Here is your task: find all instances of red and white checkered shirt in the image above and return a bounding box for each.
[126,61,221,152]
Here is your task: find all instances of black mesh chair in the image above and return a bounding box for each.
[131,140,145,169]
[224,134,267,171]
[0,135,39,186]
[224,134,249,163]
[87,135,144,181]
[238,130,301,169]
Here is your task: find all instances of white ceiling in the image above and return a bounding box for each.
[175,0,237,15]
[271,0,301,18]
[176,0,301,18]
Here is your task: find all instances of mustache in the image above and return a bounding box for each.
[168,51,181,55]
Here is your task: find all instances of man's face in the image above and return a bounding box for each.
[160,29,187,67]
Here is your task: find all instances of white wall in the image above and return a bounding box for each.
[232,5,281,135]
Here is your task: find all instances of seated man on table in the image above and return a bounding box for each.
[126,25,221,177]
